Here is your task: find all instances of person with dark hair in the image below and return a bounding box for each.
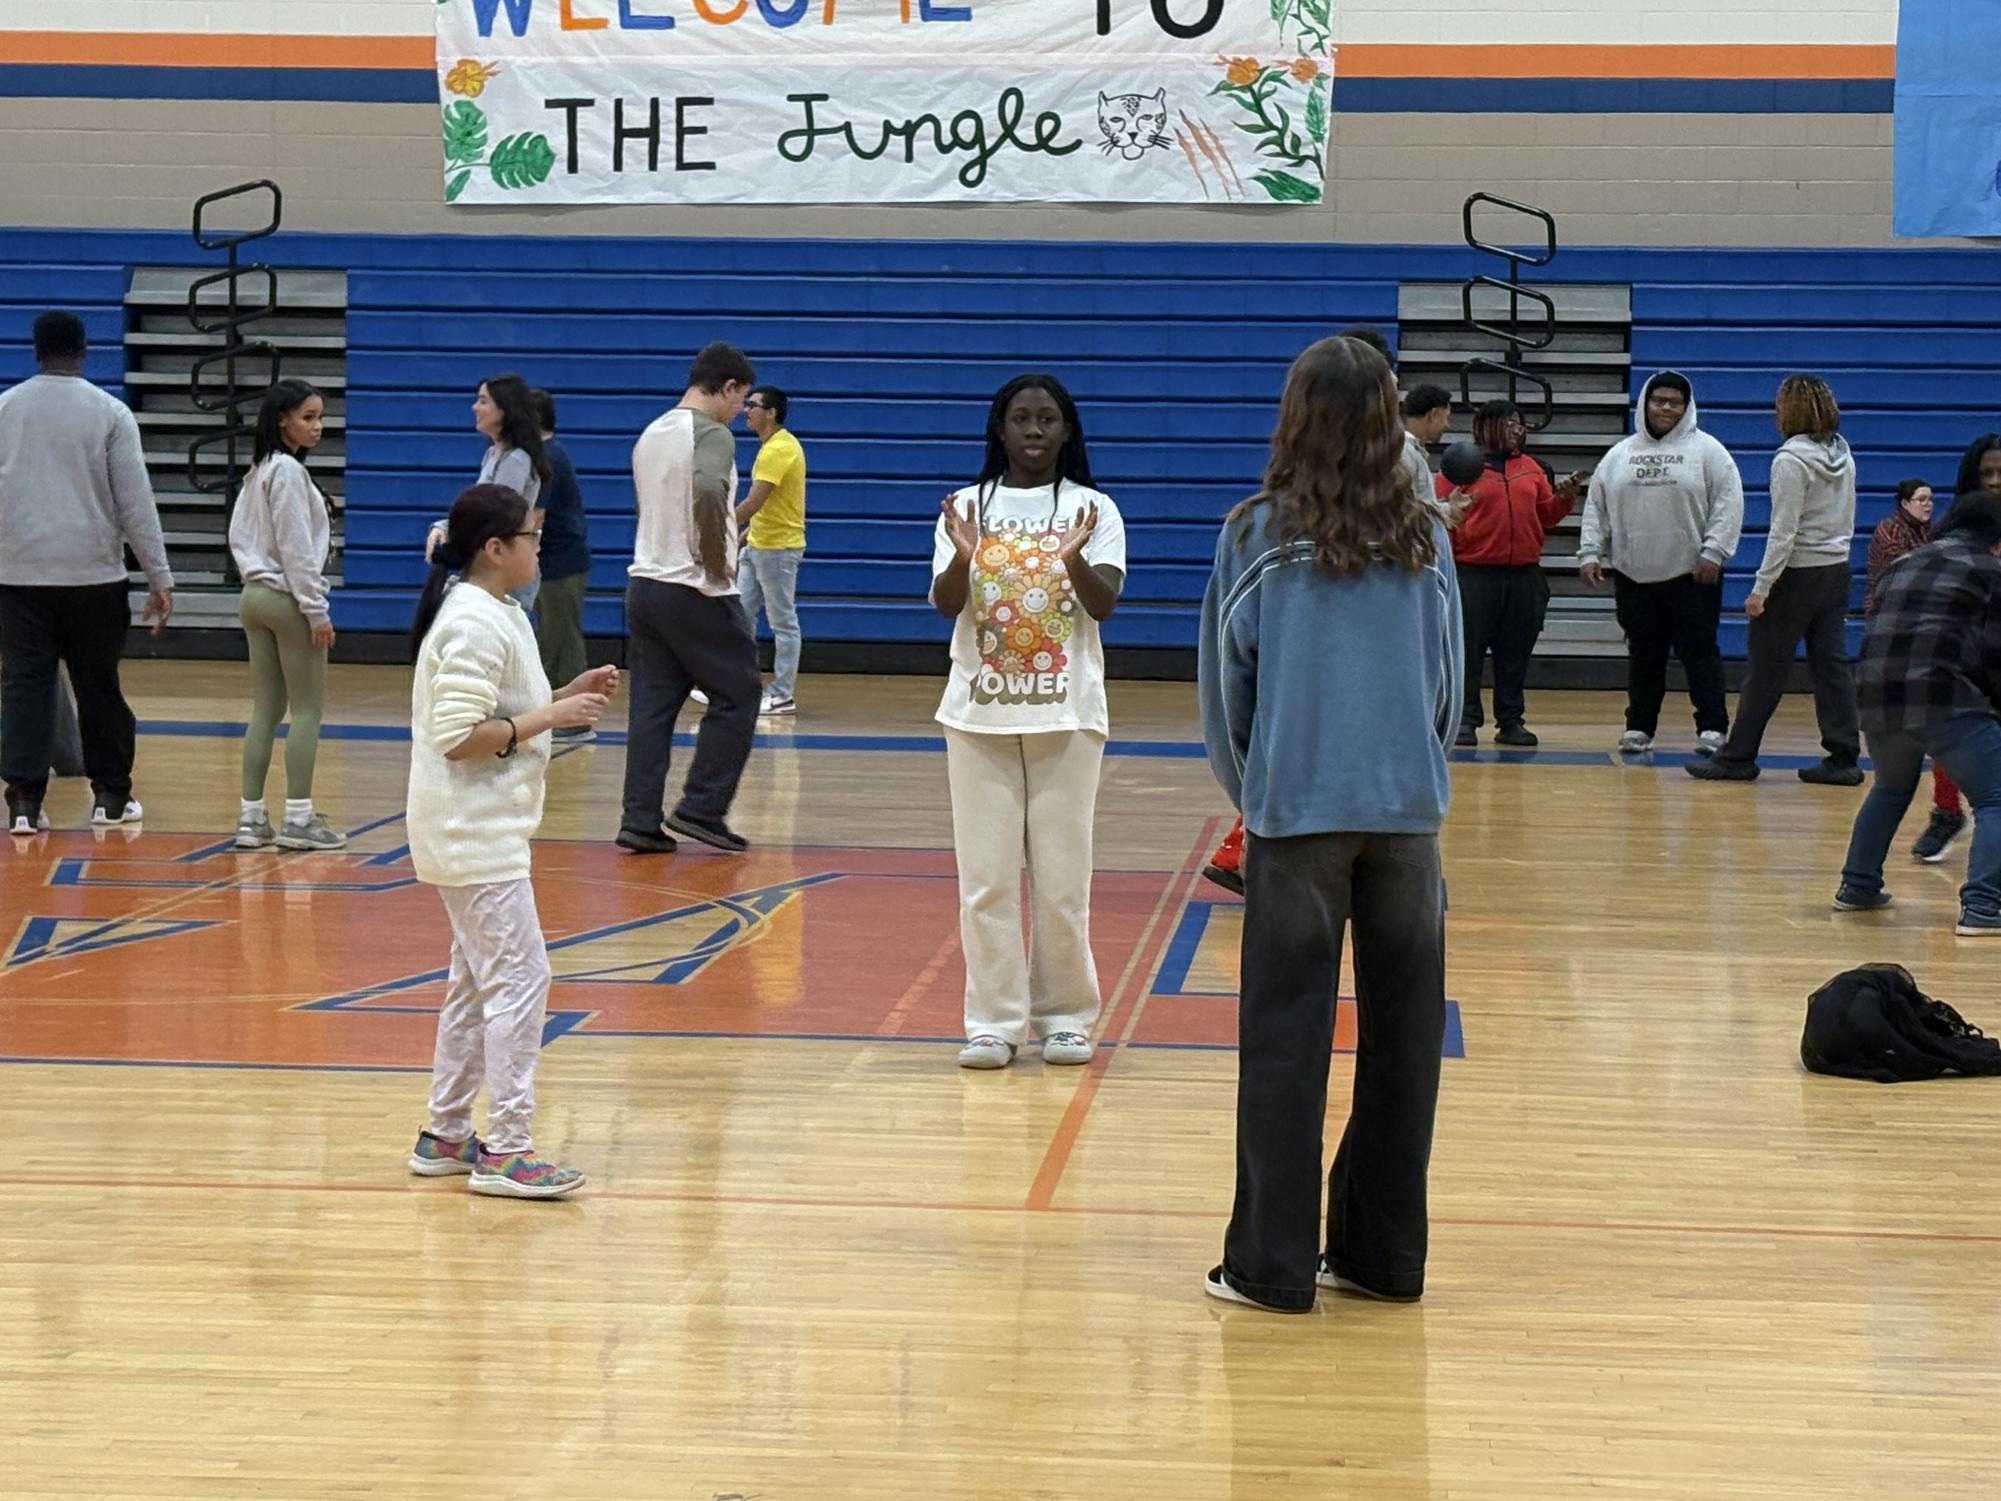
[0,309,173,836]
[1439,399,1578,747]
[1338,325,1436,503]
[618,341,760,856]
[405,483,615,1198]
[526,388,593,738]
[1867,478,1965,860]
[1578,371,1743,755]
[1197,334,1462,1314]
[1833,492,2001,934]
[427,374,550,612]
[932,373,1125,1071]
[1689,375,1861,784]
[228,379,343,850]
[1949,433,2001,515]
[1401,385,1453,449]
[735,385,807,715]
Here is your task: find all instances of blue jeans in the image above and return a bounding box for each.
[738,546,804,700]
[1840,714,2001,917]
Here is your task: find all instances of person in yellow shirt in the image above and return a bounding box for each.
[736,387,807,715]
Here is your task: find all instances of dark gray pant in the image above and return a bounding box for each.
[1224,830,1446,1309]
[1456,562,1549,730]
[1717,561,1859,765]
[619,577,759,833]
[1611,571,1729,736]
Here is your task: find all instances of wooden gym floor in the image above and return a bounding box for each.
[3,665,1998,1500]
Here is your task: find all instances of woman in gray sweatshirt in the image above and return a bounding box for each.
[1688,375,1862,784]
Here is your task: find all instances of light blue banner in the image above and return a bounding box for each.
[1894,0,2001,237]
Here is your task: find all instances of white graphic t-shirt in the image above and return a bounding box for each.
[931,481,1127,737]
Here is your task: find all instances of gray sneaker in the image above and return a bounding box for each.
[1041,1032,1094,1065]
[235,813,277,850]
[957,1036,1017,1070]
[277,813,348,851]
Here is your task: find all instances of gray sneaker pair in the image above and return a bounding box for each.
[236,813,347,851]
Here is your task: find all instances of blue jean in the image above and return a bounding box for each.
[738,546,804,700]
[1840,714,2001,917]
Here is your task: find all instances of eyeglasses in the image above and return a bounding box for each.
[510,528,543,544]
[744,402,769,412]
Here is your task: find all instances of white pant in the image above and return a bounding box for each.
[944,727,1105,1046]
[427,879,553,1155]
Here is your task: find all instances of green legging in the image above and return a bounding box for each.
[240,582,327,801]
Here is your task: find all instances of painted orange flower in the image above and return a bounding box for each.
[1291,57,1321,84]
[445,59,502,99]
[1224,57,1261,87]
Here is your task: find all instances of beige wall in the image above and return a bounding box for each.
[0,98,1900,246]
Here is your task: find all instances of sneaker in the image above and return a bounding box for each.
[6,791,47,837]
[689,689,710,707]
[1453,724,1478,748]
[1617,730,1653,754]
[1912,809,1969,864]
[1687,756,1759,781]
[1695,730,1727,757]
[552,724,596,743]
[407,1130,483,1177]
[1832,886,1893,912]
[1316,1257,1422,1302]
[1201,862,1246,896]
[1204,1265,1310,1314]
[957,1036,1017,1070]
[1954,911,2001,936]
[1799,758,1865,787]
[234,813,277,850]
[759,693,796,716]
[615,823,679,855]
[276,813,347,851]
[468,1149,586,1199]
[1042,1032,1094,1066]
[90,795,143,826]
[665,810,749,853]
[1493,723,1538,748]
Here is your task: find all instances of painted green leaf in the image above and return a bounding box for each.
[1305,83,1327,143]
[442,100,487,166]
[1269,0,1289,21]
[1303,0,1330,24]
[445,168,473,203]
[1253,170,1320,203]
[489,132,557,190]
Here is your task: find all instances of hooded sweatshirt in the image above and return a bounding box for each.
[1753,434,1856,597]
[1578,373,1744,585]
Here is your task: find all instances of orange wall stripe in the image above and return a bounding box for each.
[0,31,433,70]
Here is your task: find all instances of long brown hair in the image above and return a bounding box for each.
[1776,374,1840,440]
[1229,335,1436,575]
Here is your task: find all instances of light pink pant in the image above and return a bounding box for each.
[426,879,552,1156]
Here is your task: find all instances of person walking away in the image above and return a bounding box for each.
[736,385,807,716]
[1578,371,1743,755]
[617,342,760,856]
[1198,333,1462,1314]
[1688,375,1861,784]
[1832,493,2001,935]
[1867,479,1963,860]
[528,388,593,741]
[405,483,615,1197]
[0,309,172,836]
[229,379,345,850]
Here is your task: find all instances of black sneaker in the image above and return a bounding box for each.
[1832,886,1893,912]
[1201,862,1245,896]
[615,824,679,855]
[1686,756,1759,781]
[6,790,46,837]
[1453,724,1478,748]
[665,811,749,853]
[1911,809,1969,864]
[1494,723,1538,748]
[1799,758,1865,787]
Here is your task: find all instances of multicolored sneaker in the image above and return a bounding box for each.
[1202,818,1246,896]
[407,1130,483,1177]
[469,1149,586,1199]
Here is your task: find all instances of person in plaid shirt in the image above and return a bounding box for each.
[1835,492,2001,933]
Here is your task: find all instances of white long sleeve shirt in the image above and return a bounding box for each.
[229,453,332,625]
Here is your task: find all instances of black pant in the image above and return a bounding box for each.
[0,582,137,803]
[1455,562,1549,730]
[1716,562,1859,765]
[620,577,759,832]
[1225,830,1446,1308]
[1611,571,1728,737]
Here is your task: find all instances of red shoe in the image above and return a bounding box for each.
[1202,819,1246,896]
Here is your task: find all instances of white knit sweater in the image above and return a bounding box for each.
[407,582,553,887]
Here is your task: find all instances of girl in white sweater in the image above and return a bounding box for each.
[405,483,614,1200]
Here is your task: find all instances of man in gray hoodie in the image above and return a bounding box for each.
[1579,371,1743,754]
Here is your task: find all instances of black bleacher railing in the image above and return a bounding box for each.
[186,180,284,580]
[1459,192,1557,432]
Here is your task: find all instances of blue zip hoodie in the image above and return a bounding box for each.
[1199,501,1463,838]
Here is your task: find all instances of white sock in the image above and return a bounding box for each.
[284,798,313,824]
[241,799,266,820]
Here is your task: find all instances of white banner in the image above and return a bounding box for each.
[434,0,1334,206]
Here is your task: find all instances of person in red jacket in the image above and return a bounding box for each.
[1440,401,1579,748]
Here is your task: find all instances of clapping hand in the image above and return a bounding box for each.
[1055,504,1100,563]
[941,496,980,561]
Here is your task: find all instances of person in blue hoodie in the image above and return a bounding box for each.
[1197,333,1463,1315]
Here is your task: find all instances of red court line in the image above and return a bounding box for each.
[1023,816,1224,1212]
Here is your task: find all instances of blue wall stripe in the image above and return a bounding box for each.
[0,64,437,104]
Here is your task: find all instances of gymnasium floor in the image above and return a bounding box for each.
[4,666,1999,1500]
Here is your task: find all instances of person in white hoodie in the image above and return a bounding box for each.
[1579,371,1744,754]
[229,380,344,851]
[404,483,614,1200]
[1688,375,1862,784]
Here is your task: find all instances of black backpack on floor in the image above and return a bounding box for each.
[1801,964,2001,1081]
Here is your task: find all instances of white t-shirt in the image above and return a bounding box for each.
[630,407,740,597]
[931,481,1127,737]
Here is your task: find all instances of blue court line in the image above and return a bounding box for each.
[0,1055,428,1075]
[1151,901,1214,997]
